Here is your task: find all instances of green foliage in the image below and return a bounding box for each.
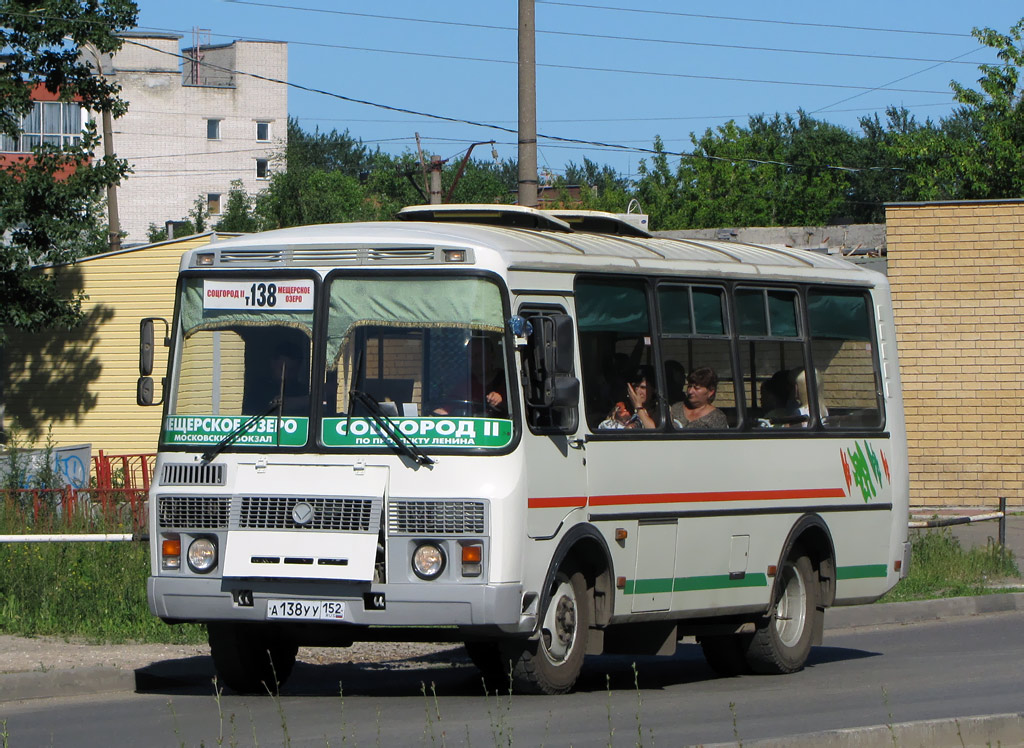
[0,527,203,643]
[880,528,1020,603]
[214,180,260,233]
[0,0,138,343]
[885,19,1024,201]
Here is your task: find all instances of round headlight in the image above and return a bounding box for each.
[412,543,446,580]
[187,538,217,573]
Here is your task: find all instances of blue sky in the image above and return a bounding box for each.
[132,1,1023,181]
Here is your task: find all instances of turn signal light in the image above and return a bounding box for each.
[461,543,482,577]
[162,536,182,570]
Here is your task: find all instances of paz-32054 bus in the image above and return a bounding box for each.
[139,205,908,694]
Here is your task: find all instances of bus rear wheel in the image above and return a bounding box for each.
[502,568,590,694]
[746,554,817,674]
[207,622,298,694]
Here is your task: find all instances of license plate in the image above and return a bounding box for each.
[266,599,346,621]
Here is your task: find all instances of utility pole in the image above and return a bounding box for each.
[517,0,538,207]
[78,42,121,252]
[429,155,443,205]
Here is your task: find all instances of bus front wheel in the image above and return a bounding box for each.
[502,568,590,694]
[207,622,298,694]
[746,554,817,674]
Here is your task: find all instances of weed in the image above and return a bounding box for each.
[882,686,897,748]
[729,701,742,748]
[881,529,1020,602]
[632,662,645,748]
[606,672,615,747]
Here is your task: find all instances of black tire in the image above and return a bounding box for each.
[699,635,750,677]
[207,623,298,694]
[464,640,509,692]
[501,569,590,695]
[745,554,817,674]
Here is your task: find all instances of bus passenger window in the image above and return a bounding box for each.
[735,288,807,429]
[807,291,883,429]
[576,278,662,431]
[657,283,735,430]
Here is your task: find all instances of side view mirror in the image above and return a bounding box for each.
[140,319,154,376]
[139,317,169,376]
[137,376,154,406]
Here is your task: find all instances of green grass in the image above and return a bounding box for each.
[879,528,1021,603]
[0,493,205,644]
[0,492,1019,643]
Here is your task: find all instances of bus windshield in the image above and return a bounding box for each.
[163,276,315,448]
[322,275,513,451]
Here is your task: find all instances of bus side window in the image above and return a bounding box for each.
[658,283,736,429]
[575,278,661,432]
[735,288,806,429]
[807,291,884,429]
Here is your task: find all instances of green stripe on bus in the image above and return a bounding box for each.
[837,564,888,580]
[624,573,769,595]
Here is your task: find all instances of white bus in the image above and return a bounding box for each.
[140,205,909,694]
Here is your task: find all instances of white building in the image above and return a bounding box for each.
[102,31,287,244]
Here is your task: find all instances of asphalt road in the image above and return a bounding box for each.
[2,610,1023,747]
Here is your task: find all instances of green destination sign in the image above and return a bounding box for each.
[163,415,309,447]
[322,417,512,449]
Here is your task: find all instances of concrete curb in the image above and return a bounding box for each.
[694,712,1024,747]
[826,591,1024,630]
[0,667,136,703]
[3,593,1023,705]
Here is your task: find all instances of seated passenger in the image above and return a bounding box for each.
[673,367,728,430]
[758,369,803,427]
[598,365,657,430]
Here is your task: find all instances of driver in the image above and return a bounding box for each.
[431,335,507,416]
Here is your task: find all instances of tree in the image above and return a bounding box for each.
[214,180,260,233]
[887,18,1024,200]
[0,0,138,342]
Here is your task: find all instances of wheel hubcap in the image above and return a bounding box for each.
[541,579,577,663]
[774,563,807,647]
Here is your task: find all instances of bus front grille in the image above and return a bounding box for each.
[388,500,486,535]
[161,463,226,486]
[158,495,230,529]
[238,496,376,531]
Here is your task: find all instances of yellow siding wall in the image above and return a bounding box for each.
[3,234,232,456]
[886,201,1024,508]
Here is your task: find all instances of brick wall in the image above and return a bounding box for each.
[886,200,1024,508]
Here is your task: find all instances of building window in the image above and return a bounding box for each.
[256,121,270,141]
[208,193,222,215]
[206,119,221,140]
[256,158,269,179]
[1,101,82,153]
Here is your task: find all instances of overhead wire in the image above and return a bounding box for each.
[219,0,983,66]
[122,38,909,174]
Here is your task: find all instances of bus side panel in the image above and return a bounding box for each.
[584,435,898,620]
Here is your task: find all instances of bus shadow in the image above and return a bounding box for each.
[135,642,880,698]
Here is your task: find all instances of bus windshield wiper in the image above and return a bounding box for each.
[350,389,434,467]
[201,396,282,463]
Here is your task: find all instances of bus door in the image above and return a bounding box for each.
[575,277,678,612]
[517,300,587,540]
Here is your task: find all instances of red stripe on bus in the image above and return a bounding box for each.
[528,488,846,509]
[528,496,588,509]
[588,488,847,507]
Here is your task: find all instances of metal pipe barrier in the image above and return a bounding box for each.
[909,497,1008,547]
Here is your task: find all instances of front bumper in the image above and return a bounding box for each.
[148,575,533,634]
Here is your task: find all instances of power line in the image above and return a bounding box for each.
[119,23,953,95]
[122,38,908,174]
[219,1,983,66]
[534,1,974,38]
